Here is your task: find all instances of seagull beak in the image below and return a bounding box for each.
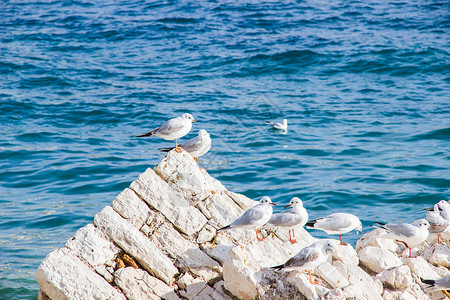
[193,119,198,122]
[270,203,276,206]
[284,204,292,208]
[424,207,433,211]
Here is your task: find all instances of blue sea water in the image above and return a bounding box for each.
[1,0,449,298]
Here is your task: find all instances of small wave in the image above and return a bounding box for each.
[409,127,450,141]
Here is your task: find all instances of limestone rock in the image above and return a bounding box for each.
[377,265,413,290]
[356,228,401,254]
[111,188,152,229]
[333,260,383,300]
[114,267,179,300]
[65,223,120,268]
[94,206,178,284]
[423,243,450,268]
[331,242,359,265]
[286,272,330,300]
[225,190,258,210]
[36,248,125,300]
[315,261,349,289]
[403,256,439,280]
[203,192,244,228]
[358,246,402,273]
[130,167,207,236]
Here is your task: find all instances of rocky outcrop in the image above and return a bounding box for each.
[36,150,450,300]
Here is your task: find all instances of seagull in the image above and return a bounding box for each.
[266,197,308,244]
[136,113,198,153]
[271,240,335,285]
[265,119,287,131]
[159,129,211,165]
[217,196,276,241]
[426,203,449,244]
[421,274,450,295]
[373,219,430,258]
[305,213,362,246]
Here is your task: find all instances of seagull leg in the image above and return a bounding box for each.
[396,240,412,258]
[437,234,443,244]
[289,229,297,244]
[339,234,348,246]
[308,270,318,285]
[174,139,183,153]
[255,229,264,241]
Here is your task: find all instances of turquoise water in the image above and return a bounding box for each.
[1,0,449,298]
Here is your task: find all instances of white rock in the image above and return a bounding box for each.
[179,277,210,299]
[150,222,221,281]
[130,167,207,236]
[223,246,259,299]
[333,260,383,300]
[94,206,178,284]
[224,190,258,210]
[201,169,227,194]
[36,248,126,300]
[331,242,359,265]
[197,224,216,244]
[65,223,120,268]
[204,192,244,228]
[403,256,439,280]
[286,272,330,300]
[423,243,450,268]
[377,265,413,290]
[111,188,151,229]
[115,267,179,300]
[358,246,403,273]
[94,265,114,283]
[315,261,349,289]
[211,281,233,300]
[154,150,207,200]
[356,228,401,253]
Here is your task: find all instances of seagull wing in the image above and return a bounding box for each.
[230,205,265,228]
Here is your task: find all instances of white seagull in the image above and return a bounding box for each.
[265,119,287,131]
[421,274,450,294]
[159,129,211,165]
[136,113,198,152]
[374,219,430,258]
[267,197,308,244]
[426,203,449,244]
[271,240,335,285]
[306,213,363,246]
[218,196,276,241]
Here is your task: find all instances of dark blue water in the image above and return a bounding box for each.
[1,0,449,298]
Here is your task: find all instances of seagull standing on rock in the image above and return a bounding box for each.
[373,219,430,258]
[136,113,198,153]
[306,213,363,246]
[271,240,335,285]
[159,129,211,165]
[266,197,308,244]
[218,196,276,241]
[426,203,449,244]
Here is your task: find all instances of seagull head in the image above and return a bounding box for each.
[322,240,336,254]
[260,196,276,206]
[437,200,450,210]
[285,197,302,208]
[283,119,287,125]
[198,129,209,140]
[356,219,363,233]
[416,219,430,229]
[182,113,198,122]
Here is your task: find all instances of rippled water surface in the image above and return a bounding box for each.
[1,0,449,298]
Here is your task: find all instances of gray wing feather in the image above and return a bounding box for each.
[285,247,319,268]
[180,137,203,152]
[383,223,417,238]
[231,206,265,227]
[154,118,185,135]
[315,215,352,231]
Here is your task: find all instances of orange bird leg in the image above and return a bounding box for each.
[255,229,264,241]
[308,270,318,285]
[289,229,297,244]
[339,234,348,246]
[396,240,412,258]
[175,139,183,153]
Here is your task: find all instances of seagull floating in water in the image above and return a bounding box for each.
[218,196,276,241]
[306,213,362,246]
[267,197,308,244]
[136,113,198,153]
[265,119,287,131]
[373,219,430,258]
[159,129,211,165]
[271,240,335,285]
